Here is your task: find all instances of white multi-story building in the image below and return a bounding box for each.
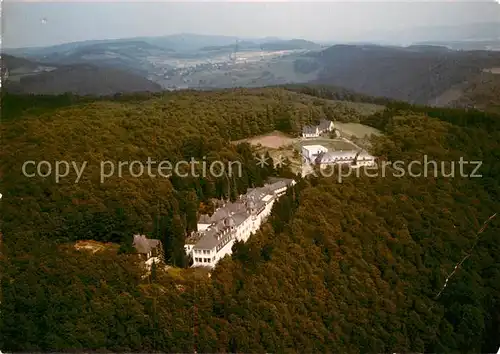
[301,145,329,164]
[184,178,296,268]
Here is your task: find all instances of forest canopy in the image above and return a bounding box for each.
[1,87,499,352]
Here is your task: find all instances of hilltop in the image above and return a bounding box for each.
[2,86,500,352]
[2,54,162,95]
[311,44,500,105]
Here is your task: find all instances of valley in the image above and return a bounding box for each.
[4,33,500,113]
[149,49,318,89]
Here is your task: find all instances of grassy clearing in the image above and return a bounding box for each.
[334,122,382,138]
[232,130,296,149]
[233,124,379,175]
[73,240,120,254]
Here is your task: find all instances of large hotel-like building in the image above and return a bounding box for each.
[185,178,296,268]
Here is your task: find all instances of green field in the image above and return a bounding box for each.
[334,122,383,138]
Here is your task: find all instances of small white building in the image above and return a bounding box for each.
[302,125,320,138]
[302,145,328,163]
[302,119,334,138]
[317,119,334,133]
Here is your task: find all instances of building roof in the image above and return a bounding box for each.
[302,145,328,153]
[266,177,295,185]
[232,211,249,226]
[133,235,161,254]
[246,187,268,202]
[318,119,333,131]
[319,150,374,164]
[302,120,332,135]
[198,202,246,226]
[193,229,219,250]
[302,125,319,134]
[266,180,287,193]
[193,224,233,250]
[189,178,295,251]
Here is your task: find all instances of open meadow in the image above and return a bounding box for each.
[334,122,382,138]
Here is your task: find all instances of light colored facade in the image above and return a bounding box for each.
[318,150,376,168]
[317,119,334,133]
[302,119,334,138]
[302,125,320,138]
[302,145,328,163]
[185,178,296,268]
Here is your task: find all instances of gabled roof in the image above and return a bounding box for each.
[302,125,319,134]
[318,119,333,131]
[267,180,288,192]
[133,235,161,254]
[190,178,295,251]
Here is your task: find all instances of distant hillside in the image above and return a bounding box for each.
[5,39,175,58]
[260,39,321,51]
[414,40,500,51]
[145,33,242,52]
[363,21,500,45]
[3,55,162,95]
[200,39,321,53]
[200,41,258,52]
[1,54,58,82]
[310,44,500,105]
[15,40,174,76]
[38,40,173,61]
[1,54,40,71]
[443,70,500,113]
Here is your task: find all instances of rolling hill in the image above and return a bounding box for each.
[259,39,321,51]
[440,69,500,113]
[12,40,174,76]
[5,35,500,112]
[309,44,500,105]
[2,87,499,353]
[2,55,162,95]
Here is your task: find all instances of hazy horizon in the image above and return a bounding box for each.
[3,1,500,49]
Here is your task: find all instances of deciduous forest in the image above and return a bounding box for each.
[1,86,499,352]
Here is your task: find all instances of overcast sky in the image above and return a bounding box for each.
[3,1,500,48]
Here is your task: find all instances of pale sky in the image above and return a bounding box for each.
[3,1,500,48]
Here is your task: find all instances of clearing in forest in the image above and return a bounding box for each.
[232,130,296,149]
[333,122,382,139]
[73,240,119,254]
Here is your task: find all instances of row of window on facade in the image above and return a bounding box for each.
[324,157,372,162]
[216,234,233,252]
[194,249,211,255]
[194,257,215,263]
